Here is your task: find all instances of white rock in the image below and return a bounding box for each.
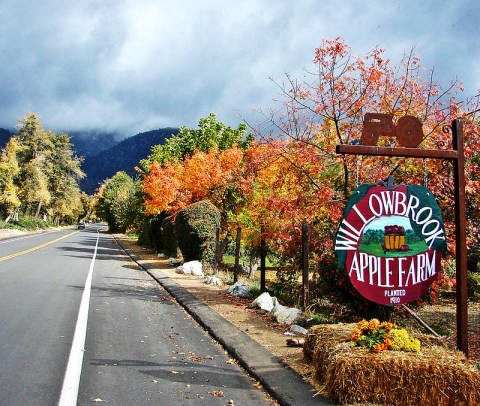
[251,292,275,312]
[204,276,223,286]
[290,324,308,335]
[271,302,302,325]
[157,253,166,258]
[177,260,204,276]
[227,281,250,298]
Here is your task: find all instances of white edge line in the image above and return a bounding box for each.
[58,228,100,406]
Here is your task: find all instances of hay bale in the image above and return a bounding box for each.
[303,324,356,382]
[324,346,480,406]
[303,323,353,360]
[305,323,480,405]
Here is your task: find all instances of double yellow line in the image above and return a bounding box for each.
[0,231,79,262]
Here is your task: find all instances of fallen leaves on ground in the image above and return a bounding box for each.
[208,390,225,397]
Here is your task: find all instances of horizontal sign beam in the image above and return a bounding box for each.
[336,145,459,160]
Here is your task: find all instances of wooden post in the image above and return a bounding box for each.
[260,237,267,292]
[234,227,241,283]
[301,223,309,310]
[452,119,469,356]
[214,228,220,272]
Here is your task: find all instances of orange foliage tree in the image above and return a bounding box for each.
[249,37,480,312]
[143,146,246,218]
[142,145,252,259]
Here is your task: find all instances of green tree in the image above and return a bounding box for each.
[44,132,84,224]
[142,113,252,167]
[98,172,138,232]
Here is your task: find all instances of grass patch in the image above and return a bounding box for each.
[0,216,52,231]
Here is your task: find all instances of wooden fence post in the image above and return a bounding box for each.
[234,227,241,283]
[302,223,309,310]
[260,236,267,292]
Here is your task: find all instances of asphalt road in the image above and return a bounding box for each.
[0,225,273,405]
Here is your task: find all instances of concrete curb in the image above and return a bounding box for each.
[115,238,333,406]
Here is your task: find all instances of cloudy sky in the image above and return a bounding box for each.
[0,0,478,138]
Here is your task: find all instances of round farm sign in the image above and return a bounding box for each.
[335,183,447,305]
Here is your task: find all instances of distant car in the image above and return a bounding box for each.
[77,221,86,229]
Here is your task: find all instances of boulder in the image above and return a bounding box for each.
[250,292,275,312]
[227,281,250,298]
[204,276,223,286]
[176,260,204,276]
[290,324,308,335]
[271,301,302,325]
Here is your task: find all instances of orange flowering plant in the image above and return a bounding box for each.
[351,319,420,353]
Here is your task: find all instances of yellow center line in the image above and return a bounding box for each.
[0,231,79,262]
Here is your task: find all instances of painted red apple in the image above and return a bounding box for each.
[401,245,409,252]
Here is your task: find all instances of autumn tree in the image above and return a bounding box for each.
[0,113,85,223]
[255,38,464,201]
[248,38,478,312]
[0,138,21,220]
[44,132,85,223]
[15,114,53,217]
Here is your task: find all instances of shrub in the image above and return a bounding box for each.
[161,215,179,257]
[9,216,51,230]
[149,215,166,251]
[136,220,152,248]
[137,214,168,250]
[468,273,479,297]
[175,200,220,267]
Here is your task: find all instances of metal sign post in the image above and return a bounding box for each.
[336,118,468,356]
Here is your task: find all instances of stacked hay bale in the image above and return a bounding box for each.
[304,324,480,405]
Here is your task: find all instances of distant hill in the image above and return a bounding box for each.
[0,128,12,148]
[80,128,178,194]
[69,131,119,158]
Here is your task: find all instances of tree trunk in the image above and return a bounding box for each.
[216,236,230,266]
[34,201,42,219]
[249,248,259,279]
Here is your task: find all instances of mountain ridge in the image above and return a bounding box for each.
[79,127,178,194]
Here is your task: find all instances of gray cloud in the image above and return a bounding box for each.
[0,0,478,137]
